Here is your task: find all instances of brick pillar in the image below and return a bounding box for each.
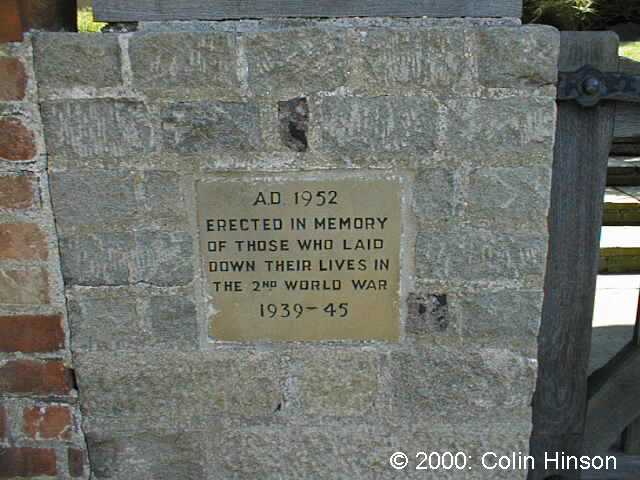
[0,35,88,479]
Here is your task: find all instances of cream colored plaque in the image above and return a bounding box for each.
[197,173,403,341]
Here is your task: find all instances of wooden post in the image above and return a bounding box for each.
[621,293,640,455]
[529,32,618,480]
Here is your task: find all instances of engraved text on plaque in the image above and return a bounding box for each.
[197,173,403,341]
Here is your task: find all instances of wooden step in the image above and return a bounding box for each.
[603,187,640,226]
[607,157,640,186]
[600,249,640,274]
[599,226,640,274]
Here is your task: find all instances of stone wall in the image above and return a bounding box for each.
[0,38,88,478]
[5,18,558,479]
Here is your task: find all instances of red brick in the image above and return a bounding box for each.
[0,406,6,440]
[0,314,64,353]
[0,58,26,101]
[68,448,85,477]
[0,224,47,261]
[0,360,73,396]
[0,118,36,161]
[0,0,24,43]
[23,405,72,440]
[0,447,57,477]
[0,175,35,210]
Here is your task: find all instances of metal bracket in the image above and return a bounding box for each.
[558,65,640,108]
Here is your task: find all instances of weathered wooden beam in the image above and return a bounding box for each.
[614,104,640,142]
[603,203,640,226]
[622,295,640,455]
[93,0,523,22]
[599,248,640,273]
[584,342,640,455]
[623,416,640,454]
[620,57,640,76]
[529,31,618,480]
[603,187,640,226]
[582,455,640,479]
[607,158,640,187]
[612,58,640,155]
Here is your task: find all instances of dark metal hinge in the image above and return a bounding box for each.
[558,65,640,107]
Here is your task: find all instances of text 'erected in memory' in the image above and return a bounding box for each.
[197,174,403,341]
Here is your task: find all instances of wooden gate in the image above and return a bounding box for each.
[530,32,640,480]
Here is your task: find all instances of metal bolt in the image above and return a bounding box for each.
[582,76,601,96]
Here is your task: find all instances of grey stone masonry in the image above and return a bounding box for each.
[33,33,122,95]
[34,19,560,480]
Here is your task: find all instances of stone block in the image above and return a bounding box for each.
[139,171,187,226]
[59,233,134,286]
[0,223,48,261]
[245,29,349,97]
[463,166,551,231]
[87,432,205,480]
[161,101,260,154]
[314,96,438,153]
[147,295,198,348]
[0,57,27,101]
[75,351,284,433]
[33,33,121,93]
[406,293,450,336]
[475,26,560,89]
[67,294,198,352]
[415,228,547,284]
[414,168,455,224]
[451,289,543,340]
[350,27,472,95]
[0,175,36,210]
[0,117,37,161]
[0,315,64,353]
[0,268,49,305]
[390,346,535,423]
[208,423,394,480]
[444,97,556,165]
[134,231,194,286]
[395,420,532,479]
[50,171,137,229]
[293,350,381,416]
[41,100,156,158]
[129,32,240,100]
[68,295,142,352]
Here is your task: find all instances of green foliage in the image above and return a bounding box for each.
[621,41,640,61]
[523,0,596,30]
[524,0,640,30]
[77,8,106,33]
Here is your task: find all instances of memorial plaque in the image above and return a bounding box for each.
[197,172,405,341]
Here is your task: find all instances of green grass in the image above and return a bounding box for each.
[620,41,640,62]
[77,8,106,33]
